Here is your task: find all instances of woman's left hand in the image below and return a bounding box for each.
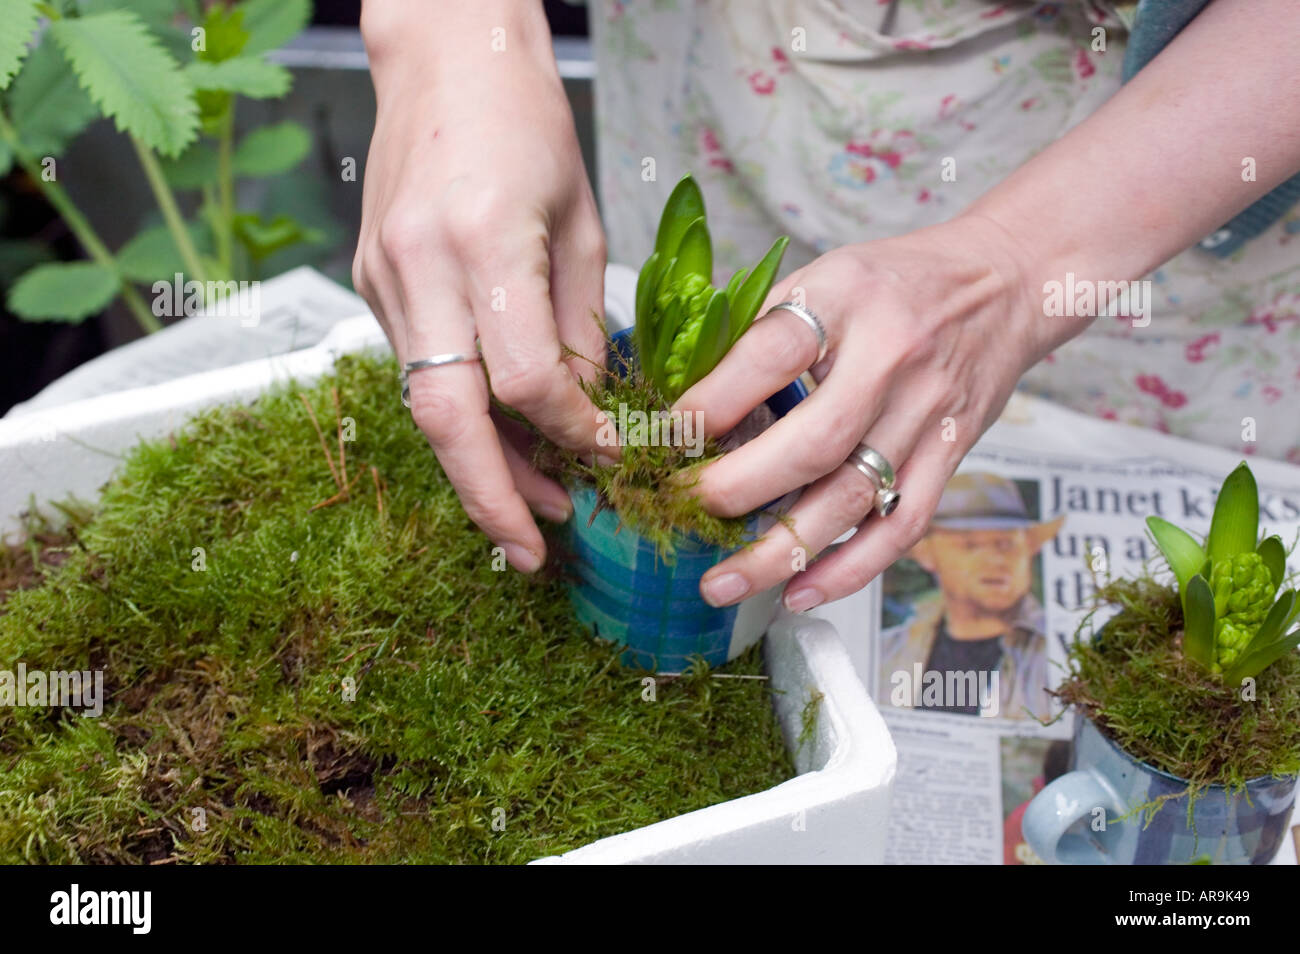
[673,213,1052,612]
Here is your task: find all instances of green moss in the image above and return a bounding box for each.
[0,353,792,864]
[540,345,753,559]
[1056,576,1300,806]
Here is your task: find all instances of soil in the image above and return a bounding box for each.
[0,525,73,605]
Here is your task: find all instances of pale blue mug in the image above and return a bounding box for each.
[1023,716,1297,865]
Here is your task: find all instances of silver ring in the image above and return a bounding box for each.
[399,352,480,408]
[850,444,895,488]
[846,443,900,517]
[761,301,829,364]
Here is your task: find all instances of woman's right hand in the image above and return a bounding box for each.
[354,1,610,572]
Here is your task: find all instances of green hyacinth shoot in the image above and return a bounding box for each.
[1146,462,1300,683]
[634,175,789,405]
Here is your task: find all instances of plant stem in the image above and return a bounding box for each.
[130,134,211,286]
[217,106,236,275]
[200,182,230,274]
[0,113,161,334]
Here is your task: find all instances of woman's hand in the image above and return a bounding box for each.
[675,214,1049,612]
[675,0,1300,612]
[354,1,609,572]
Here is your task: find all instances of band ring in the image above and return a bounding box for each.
[400,352,481,408]
[846,443,901,517]
[761,301,829,365]
[850,445,896,488]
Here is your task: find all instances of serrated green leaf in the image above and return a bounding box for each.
[1146,516,1206,595]
[8,261,118,322]
[682,289,729,393]
[76,0,178,25]
[232,120,309,176]
[654,175,705,262]
[1257,535,1286,590]
[184,57,291,98]
[729,235,789,344]
[152,22,197,65]
[7,38,99,158]
[0,0,41,91]
[1182,574,1216,669]
[116,222,211,282]
[195,5,249,63]
[1207,462,1259,562]
[50,10,198,157]
[1223,630,1300,684]
[667,217,710,283]
[159,143,217,188]
[241,0,310,55]
[232,212,321,260]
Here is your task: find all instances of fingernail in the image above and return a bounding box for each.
[595,452,620,468]
[503,543,543,573]
[702,572,749,607]
[784,586,823,613]
[537,502,572,523]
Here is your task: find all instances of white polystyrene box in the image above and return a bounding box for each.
[0,273,896,864]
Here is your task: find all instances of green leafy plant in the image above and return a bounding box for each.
[1146,462,1300,683]
[634,175,789,404]
[0,0,318,332]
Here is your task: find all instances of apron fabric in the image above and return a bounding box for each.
[588,0,1300,462]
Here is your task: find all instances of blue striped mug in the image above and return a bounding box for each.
[565,328,807,671]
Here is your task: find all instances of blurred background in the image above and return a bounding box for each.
[0,1,596,413]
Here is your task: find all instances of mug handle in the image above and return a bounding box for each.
[1022,769,1125,865]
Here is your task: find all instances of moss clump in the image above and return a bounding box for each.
[1056,576,1300,798]
[0,353,792,864]
[541,346,754,559]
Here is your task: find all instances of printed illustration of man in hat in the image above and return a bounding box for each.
[879,472,1065,721]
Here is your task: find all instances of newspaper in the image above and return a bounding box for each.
[815,395,1300,865]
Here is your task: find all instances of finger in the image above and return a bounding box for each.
[493,408,574,523]
[467,233,616,456]
[549,203,608,387]
[673,299,824,437]
[352,251,400,351]
[699,408,925,607]
[399,275,547,573]
[697,466,870,608]
[688,323,888,517]
[780,439,958,611]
